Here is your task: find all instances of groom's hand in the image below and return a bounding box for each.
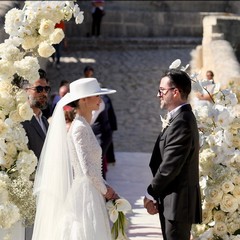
[144,196,158,215]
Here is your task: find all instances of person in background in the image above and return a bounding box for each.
[22,69,50,160]
[22,69,50,240]
[84,65,94,78]
[206,70,214,83]
[196,70,218,103]
[91,0,105,37]
[50,80,70,115]
[84,66,118,176]
[144,69,202,240]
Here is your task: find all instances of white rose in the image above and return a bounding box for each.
[17,102,33,121]
[213,221,228,236]
[233,175,240,185]
[220,194,238,213]
[38,19,55,37]
[202,209,213,224]
[50,28,64,44]
[221,181,235,193]
[205,186,223,204]
[232,186,240,202]
[227,222,240,235]
[213,210,226,222]
[38,41,55,58]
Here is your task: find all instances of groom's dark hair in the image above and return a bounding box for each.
[164,69,191,100]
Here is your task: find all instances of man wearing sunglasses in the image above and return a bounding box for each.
[22,69,50,161]
[22,69,50,240]
[144,69,202,240]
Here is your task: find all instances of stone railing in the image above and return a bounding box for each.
[190,14,240,95]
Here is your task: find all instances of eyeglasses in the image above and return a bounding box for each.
[27,86,51,93]
[158,87,175,95]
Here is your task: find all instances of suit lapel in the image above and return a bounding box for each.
[31,116,46,140]
[169,104,192,123]
[42,116,49,132]
[149,104,192,176]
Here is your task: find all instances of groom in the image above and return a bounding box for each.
[144,69,202,240]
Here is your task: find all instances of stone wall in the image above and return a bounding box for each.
[67,1,231,38]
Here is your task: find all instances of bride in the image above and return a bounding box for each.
[32,78,118,240]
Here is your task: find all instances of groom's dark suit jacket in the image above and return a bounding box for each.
[22,115,49,159]
[148,104,202,224]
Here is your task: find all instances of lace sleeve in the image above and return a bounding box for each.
[71,122,107,195]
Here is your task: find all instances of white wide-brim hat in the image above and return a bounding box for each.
[61,78,116,106]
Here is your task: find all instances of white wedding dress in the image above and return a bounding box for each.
[54,115,112,240]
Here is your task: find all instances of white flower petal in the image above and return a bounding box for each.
[169,59,181,69]
[115,198,132,212]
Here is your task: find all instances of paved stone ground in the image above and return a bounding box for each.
[46,46,193,153]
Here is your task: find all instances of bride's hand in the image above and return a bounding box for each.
[104,186,119,200]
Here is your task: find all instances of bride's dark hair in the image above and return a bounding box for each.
[68,100,79,108]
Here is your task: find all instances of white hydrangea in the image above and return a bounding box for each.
[14,56,40,83]
[4,8,24,37]
[0,59,15,81]
[0,203,20,229]
[16,151,37,176]
[22,35,40,50]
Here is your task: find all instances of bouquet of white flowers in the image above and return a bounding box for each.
[106,198,132,240]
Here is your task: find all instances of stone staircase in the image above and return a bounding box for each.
[65,1,233,50]
[66,36,202,51]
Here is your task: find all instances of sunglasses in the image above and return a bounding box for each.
[28,86,51,93]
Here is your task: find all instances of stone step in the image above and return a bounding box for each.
[66,36,202,51]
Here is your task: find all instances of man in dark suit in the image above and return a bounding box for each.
[22,69,50,160]
[22,69,50,240]
[144,69,202,240]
